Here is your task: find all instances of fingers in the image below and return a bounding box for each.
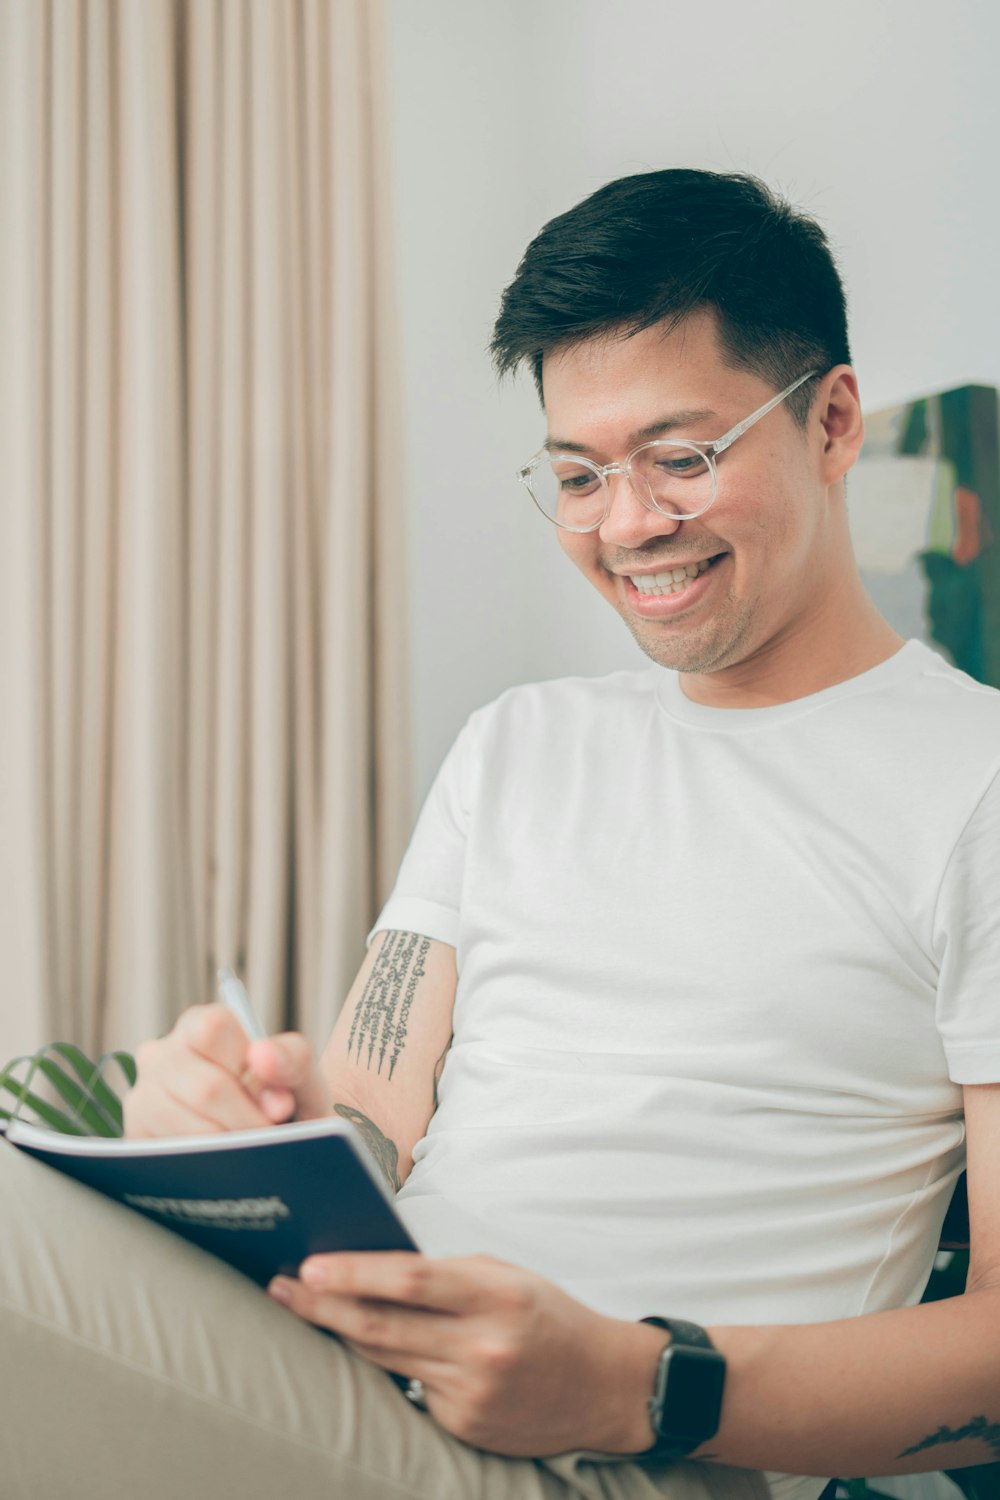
[176,1002,255,1073]
[257,1085,298,1124]
[246,1033,331,1121]
[158,1053,275,1133]
[264,1255,584,1455]
[124,1005,332,1139]
[124,1000,334,1140]
[123,1094,228,1139]
[295,1252,521,1316]
[124,1004,274,1138]
[267,1274,458,1372]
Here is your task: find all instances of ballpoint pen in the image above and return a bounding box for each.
[216,969,298,1123]
[216,968,268,1041]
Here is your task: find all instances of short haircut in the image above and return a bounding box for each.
[490,168,851,426]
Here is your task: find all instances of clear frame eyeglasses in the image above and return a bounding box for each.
[516,369,819,532]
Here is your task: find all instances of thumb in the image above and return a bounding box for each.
[246,1034,331,1121]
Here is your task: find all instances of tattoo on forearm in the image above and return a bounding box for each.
[333,1103,402,1193]
[900,1416,1000,1462]
[346,931,430,1078]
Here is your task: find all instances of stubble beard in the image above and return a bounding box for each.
[617,591,756,676]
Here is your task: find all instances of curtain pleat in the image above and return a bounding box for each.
[48,3,83,1038]
[286,0,322,1027]
[103,0,190,1051]
[180,0,214,1012]
[0,0,409,1061]
[0,1,53,1057]
[365,0,409,905]
[77,0,116,1054]
[318,0,374,1040]
[244,0,284,1026]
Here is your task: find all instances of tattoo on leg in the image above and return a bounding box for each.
[900,1416,1000,1463]
[333,1103,402,1193]
[346,932,431,1079]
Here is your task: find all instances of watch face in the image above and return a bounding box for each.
[658,1346,726,1438]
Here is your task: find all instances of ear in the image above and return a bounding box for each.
[816,366,864,486]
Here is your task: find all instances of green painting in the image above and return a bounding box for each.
[850,384,1000,687]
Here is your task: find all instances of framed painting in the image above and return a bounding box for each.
[849,384,1000,688]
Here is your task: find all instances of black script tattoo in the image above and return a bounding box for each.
[345,931,431,1079]
[900,1415,1000,1463]
[333,1103,402,1194]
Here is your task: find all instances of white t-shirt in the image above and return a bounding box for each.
[372,640,1000,1496]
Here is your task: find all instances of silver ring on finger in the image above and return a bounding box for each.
[405,1377,427,1409]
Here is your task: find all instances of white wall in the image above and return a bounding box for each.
[384,0,1000,806]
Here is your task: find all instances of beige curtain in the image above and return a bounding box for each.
[0,0,410,1063]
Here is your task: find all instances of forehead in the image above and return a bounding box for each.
[540,310,752,441]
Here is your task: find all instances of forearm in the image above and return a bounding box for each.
[320,930,457,1192]
[323,1041,440,1193]
[653,1286,1000,1477]
[323,1048,445,1193]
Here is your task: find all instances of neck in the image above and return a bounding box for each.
[680,574,905,710]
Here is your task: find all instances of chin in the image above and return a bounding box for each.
[622,612,753,676]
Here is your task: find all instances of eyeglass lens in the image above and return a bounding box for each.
[527,443,715,531]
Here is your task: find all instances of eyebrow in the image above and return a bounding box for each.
[543,409,719,455]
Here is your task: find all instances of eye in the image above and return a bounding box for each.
[654,451,709,478]
[551,461,601,496]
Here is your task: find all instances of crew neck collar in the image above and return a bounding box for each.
[654,639,931,732]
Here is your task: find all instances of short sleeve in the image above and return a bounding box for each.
[934,770,1000,1083]
[367,713,482,951]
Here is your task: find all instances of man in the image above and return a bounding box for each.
[4,170,999,1500]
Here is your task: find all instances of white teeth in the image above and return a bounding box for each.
[628,557,715,594]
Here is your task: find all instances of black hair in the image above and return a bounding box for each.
[490,169,850,427]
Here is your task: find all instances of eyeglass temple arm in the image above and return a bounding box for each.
[710,371,819,457]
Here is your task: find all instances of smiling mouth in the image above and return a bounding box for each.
[626,555,723,596]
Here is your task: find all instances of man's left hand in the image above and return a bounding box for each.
[267,1252,663,1457]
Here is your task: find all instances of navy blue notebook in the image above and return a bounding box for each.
[2,1116,417,1286]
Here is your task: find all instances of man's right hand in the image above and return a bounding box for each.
[123,1004,332,1139]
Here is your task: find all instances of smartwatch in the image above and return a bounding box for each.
[638,1316,726,1462]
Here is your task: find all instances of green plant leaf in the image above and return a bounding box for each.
[102,1048,137,1089]
[0,1044,137,1140]
[47,1043,124,1134]
[0,1075,87,1134]
[29,1055,116,1135]
[0,1054,33,1087]
[0,1054,41,1118]
[1,1049,106,1135]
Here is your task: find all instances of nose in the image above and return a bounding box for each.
[597,469,683,548]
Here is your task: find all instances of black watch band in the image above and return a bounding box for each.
[639,1316,726,1463]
